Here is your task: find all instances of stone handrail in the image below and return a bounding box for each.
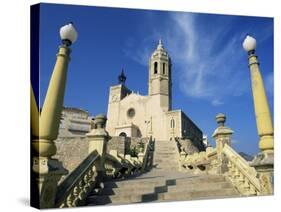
[222,144,261,195]
[179,147,218,172]
[105,137,154,177]
[105,151,140,178]
[55,150,100,208]
[140,137,154,171]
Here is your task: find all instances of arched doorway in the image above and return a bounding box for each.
[119,132,127,137]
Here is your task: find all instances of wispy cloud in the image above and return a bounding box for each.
[123,12,273,106]
[165,13,249,105]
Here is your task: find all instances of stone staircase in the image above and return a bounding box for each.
[86,140,240,206]
[153,140,180,171]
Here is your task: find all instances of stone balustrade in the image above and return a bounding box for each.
[53,134,154,208]
[177,113,273,196]
[139,137,155,171]
[55,150,100,208]
[222,144,261,195]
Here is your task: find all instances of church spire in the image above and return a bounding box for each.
[157,39,163,49]
[118,68,126,85]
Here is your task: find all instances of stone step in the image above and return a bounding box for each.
[87,194,143,205]
[154,167,179,171]
[154,151,177,154]
[167,181,233,192]
[104,179,168,188]
[103,175,225,189]
[87,187,238,205]
[154,154,177,157]
[154,152,177,155]
[161,188,239,201]
[154,157,177,160]
[154,160,177,162]
[99,180,232,196]
[155,146,176,149]
[99,185,169,196]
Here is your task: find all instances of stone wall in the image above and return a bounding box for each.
[107,136,131,156]
[54,136,149,182]
[54,136,89,182]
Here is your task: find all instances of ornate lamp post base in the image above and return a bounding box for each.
[251,151,274,195]
[33,157,68,208]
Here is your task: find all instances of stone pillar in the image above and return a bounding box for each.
[243,35,274,194]
[212,113,233,174]
[247,50,274,153]
[31,45,71,208]
[86,114,109,181]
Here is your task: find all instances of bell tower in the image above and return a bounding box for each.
[148,40,172,111]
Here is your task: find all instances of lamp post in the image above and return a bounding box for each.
[242,35,274,153]
[243,35,274,194]
[31,23,78,208]
[33,23,78,157]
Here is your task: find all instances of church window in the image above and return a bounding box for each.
[154,62,158,74]
[170,119,175,128]
[127,108,136,118]
[163,63,166,74]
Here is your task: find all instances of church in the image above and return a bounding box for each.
[106,40,203,145]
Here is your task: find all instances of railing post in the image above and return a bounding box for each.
[242,35,274,194]
[86,114,109,182]
[212,113,233,174]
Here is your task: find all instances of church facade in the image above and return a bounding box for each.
[106,40,203,145]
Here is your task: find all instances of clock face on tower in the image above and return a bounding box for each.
[111,94,118,102]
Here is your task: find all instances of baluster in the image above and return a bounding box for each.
[83,173,90,194]
[66,193,74,207]
[242,178,251,195]
[229,162,236,182]
[78,180,85,202]
[248,183,257,195]
[72,185,80,206]
[227,161,233,178]
[237,174,246,193]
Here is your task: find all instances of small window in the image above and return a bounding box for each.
[154,62,158,74]
[170,119,175,129]
[163,63,166,74]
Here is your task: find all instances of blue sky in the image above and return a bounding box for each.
[38,3,273,155]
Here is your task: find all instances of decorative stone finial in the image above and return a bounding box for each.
[94,114,107,129]
[212,113,233,138]
[216,113,226,127]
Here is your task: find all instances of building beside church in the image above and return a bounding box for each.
[106,40,203,147]
[58,107,93,137]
